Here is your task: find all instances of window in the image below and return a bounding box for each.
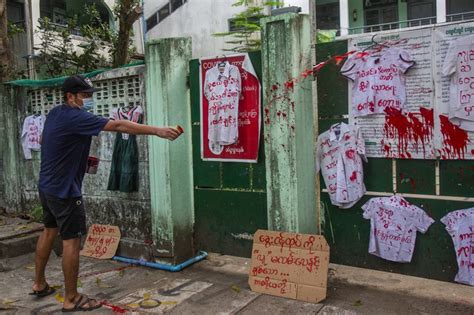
[447,0,474,21]
[316,3,340,30]
[146,13,158,31]
[170,0,186,12]
[158,4,171,22]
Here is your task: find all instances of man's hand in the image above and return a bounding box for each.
[155,127,181,141]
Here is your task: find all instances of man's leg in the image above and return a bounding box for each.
[32,227,58,292]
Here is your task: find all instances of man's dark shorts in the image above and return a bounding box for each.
[39,190,86,240]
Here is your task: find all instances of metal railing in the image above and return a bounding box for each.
[348,16,437,35]
[446,11,474,22]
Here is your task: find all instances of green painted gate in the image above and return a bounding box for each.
[317,40,474,282]
[189,52,267,257]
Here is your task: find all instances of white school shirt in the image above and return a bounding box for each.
[441,208,474,286]
[204,62,241,149]
[316,123,367,208]
[109,105,143,140]
[362,195,434,263]
[443,34,474,131]
[21,114,45,159]
[341,47,415,117]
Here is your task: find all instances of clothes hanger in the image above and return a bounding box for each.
[363,34,389,52]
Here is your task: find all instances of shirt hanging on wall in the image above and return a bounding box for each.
[341,47,415,117]
[107,105,143,193]
[204,61,241,155]
[443,34,474,132]
[21,114,45,159]
[362,195,434,263]
[316,122,367,208]
[441,208,474,286]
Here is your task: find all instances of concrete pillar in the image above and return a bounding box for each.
[340,0,349,36]
[145,38,194,264]
[1,87,24,212]
[436,0,447,24]
[261,14,317,234]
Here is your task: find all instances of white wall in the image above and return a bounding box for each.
[145,0,242,58]
[144,0,309,58]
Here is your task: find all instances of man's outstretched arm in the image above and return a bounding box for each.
[103,120,181,141]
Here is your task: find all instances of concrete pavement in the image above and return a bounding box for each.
[0,251,473,314]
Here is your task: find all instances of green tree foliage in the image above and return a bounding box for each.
[213,0,283,52]
[36,4,114,77]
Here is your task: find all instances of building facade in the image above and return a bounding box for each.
[144,0,310,58]
[315,0,474,36]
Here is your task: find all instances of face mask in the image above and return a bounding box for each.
[81,97,95,111]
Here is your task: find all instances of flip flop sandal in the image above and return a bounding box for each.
[29,283,56,298]
[61,295,102,313]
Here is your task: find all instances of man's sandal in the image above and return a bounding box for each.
[29,283,56,298]
[61,294,102,313]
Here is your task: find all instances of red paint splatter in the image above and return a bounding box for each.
[344,134,351,141]
[290,101,295,112]
[439,115,470,159]
[345,149,355,160]
[349,171,357,182]
[276,111,281,117]
[284,80,294,91]
[282,112,287,118]
[271,84,279,91]
[471,149,474,155]
[101,301,127,314]
[382,107,433,159]
[264,107,270,125]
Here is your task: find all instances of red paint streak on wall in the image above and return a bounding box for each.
[382,107,434,159]
[439,115,470,159]
[264,108,270,125]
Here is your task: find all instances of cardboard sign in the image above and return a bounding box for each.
[80,224,121,259]
[248,230,330,303]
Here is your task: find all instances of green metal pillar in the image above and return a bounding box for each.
[261,14,317,234]
[146,38,194,264]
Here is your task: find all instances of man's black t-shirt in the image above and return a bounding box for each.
[39,104,108,198]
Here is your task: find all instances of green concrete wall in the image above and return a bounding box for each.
[146,38,195,263]
[261,13,317,234]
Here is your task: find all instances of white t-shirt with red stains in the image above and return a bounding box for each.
[441,208,474,286]
[21,114,45,159]
[204,62,242,153]
[443,34,474,132]
[362,195,434,263]
[341,47,415,117]
[316,122,367,209]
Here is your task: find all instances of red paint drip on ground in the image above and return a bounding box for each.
[101,301,127,314]
[383,107,433,158]
[439,115,470,159]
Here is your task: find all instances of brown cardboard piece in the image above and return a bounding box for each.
[248,229,330,303]
[80,224,121,259]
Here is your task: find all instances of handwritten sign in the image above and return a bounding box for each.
[80,224,121,259]
[248,230,329,303]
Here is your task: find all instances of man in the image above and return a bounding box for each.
[30,75,181,312]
